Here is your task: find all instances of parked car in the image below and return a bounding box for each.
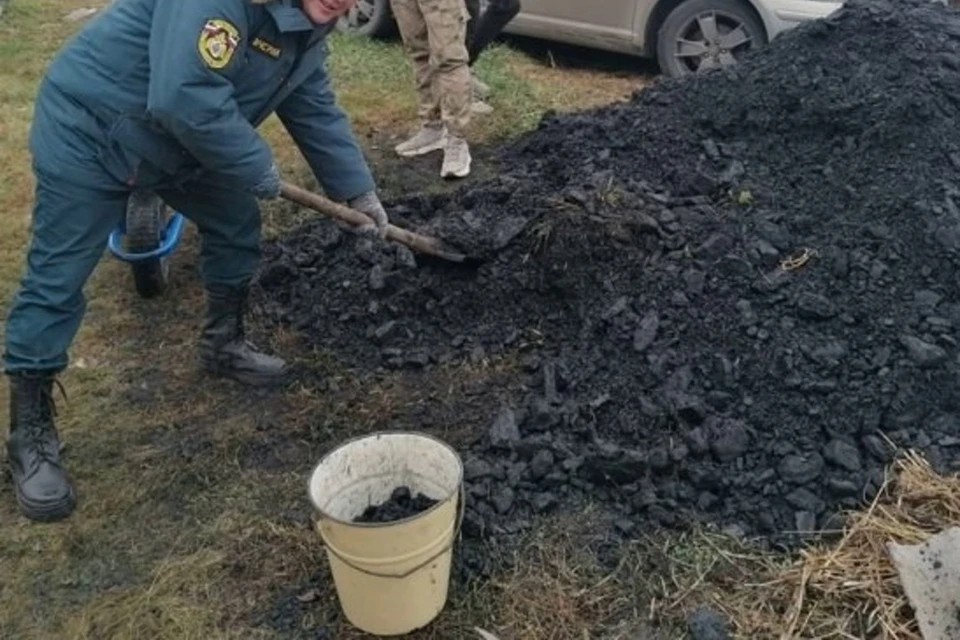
[337,0,842,77]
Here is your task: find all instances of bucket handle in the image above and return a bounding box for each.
[318,484,466,580]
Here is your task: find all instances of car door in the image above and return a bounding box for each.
[509,0,640,53]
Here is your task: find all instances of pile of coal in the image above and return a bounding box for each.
[353,487,439,523]
[257,0,960,545]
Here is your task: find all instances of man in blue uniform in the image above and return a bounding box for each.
[3,0,384,522]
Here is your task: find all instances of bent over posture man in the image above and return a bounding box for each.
[390,0,473,178]
[3,0,386,522]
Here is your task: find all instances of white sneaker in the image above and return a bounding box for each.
[395,123,447,158]
[441,136,471,179]
[471,74,490,101]
[471,100,494,115]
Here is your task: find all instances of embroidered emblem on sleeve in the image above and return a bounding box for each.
[198,19,241,69]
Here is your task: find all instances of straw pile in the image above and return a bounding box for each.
[719,451,960,639]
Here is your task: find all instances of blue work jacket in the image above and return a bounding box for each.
[33,0,375,201]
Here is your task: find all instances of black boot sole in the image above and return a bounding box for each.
[14,483,76,522]
[221,370,289,387]
[201,362,289,388]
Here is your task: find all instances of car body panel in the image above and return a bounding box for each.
[517,0,640,34]
[499,0,842,57]
[745,0,843,39]
[507,0,643,55]
[338,0,846,75]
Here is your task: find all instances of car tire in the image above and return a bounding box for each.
[656,0,766,78]
[336,0,396,38]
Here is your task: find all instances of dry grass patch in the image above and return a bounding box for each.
[55,549,229,640]
[466,44,646,142]
[308,507,677,640]
[504,50,648,113]
[622,450,960,639]
[480,520,641,639]
[719,451,960,639]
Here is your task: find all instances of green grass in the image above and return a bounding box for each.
[325,32,418,128]
[319,31,641,143]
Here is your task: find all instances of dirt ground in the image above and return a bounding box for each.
[2,149,692,639]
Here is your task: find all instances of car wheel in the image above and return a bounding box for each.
[656,0,766,78]
[336,0,396,38]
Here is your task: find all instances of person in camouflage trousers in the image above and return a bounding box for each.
[390,0,472,178]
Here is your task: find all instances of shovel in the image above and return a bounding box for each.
[279,181,469,264]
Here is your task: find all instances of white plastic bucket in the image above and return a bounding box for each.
[307,431,463,636]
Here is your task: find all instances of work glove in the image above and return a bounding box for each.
[249,163,281,200]
[349,190,389,240]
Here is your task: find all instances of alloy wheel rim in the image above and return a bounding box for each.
[673,10,755,74]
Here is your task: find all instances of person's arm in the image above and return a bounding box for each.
[147,0,277,195]
[275,60,376,202]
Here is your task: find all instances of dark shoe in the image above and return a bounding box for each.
[198,284,288,387]
[6,372,76,522]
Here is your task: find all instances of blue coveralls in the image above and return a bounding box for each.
[3,0,375,374]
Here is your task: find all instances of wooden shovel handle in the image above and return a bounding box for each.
[279,182,466,263]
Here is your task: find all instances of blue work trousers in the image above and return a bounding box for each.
[3,104,261,374]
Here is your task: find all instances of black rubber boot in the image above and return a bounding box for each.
[6,372,76,522]
[198,284,288,386]
[467,0,521,65]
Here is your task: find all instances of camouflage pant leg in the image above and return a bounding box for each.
[421,0,471,137]
[390,0,440,125]
[392,0,471,137]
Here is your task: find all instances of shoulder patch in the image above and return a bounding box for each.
[198,18,241,70]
